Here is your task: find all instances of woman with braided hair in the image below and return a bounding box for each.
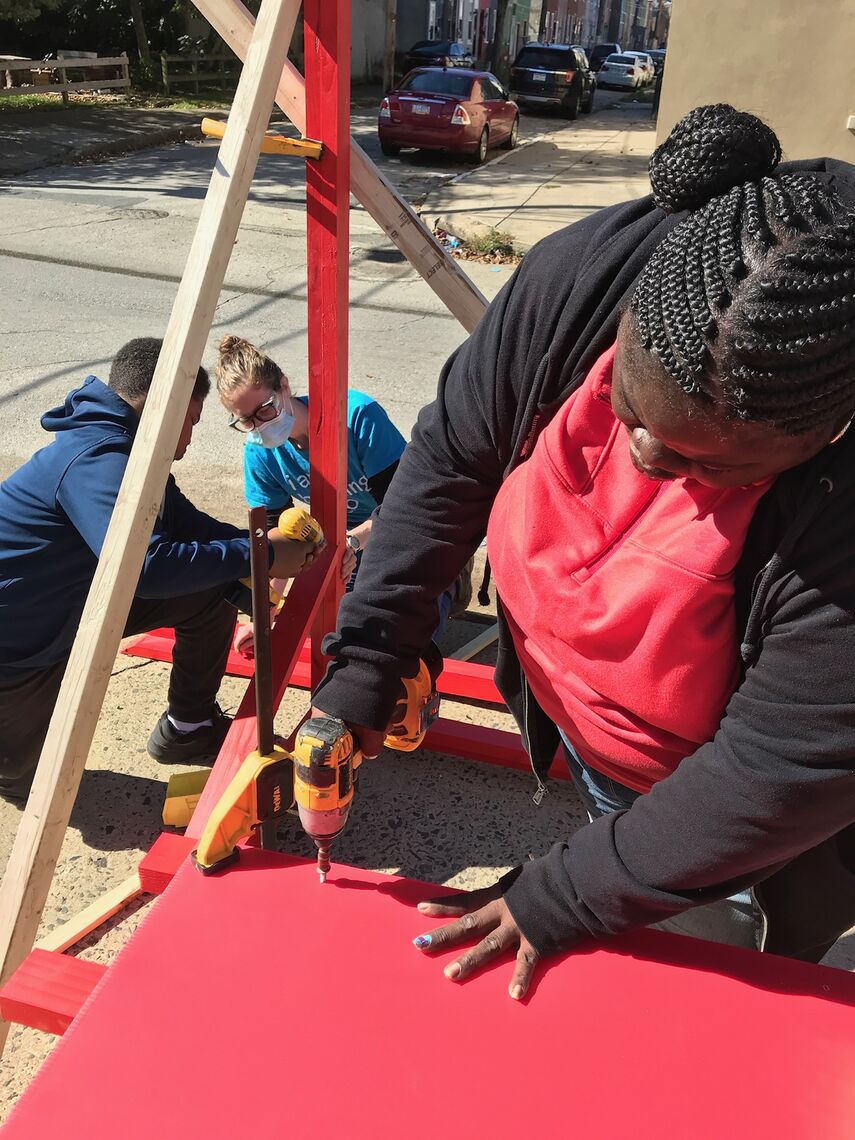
[312,104,855,998]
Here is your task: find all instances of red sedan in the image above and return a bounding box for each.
[378,68,519,164]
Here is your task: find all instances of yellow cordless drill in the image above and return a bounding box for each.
[293,656,440,882]
[193,658,440,878]
[192,502,441,879]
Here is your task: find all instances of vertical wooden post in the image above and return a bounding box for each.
[304,0,350,687]
[383,0,398,92]
[59,59,68,107]
[161,53,169,94]
[0,0,302,1058]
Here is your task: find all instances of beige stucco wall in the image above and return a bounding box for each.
[657,0,855,163]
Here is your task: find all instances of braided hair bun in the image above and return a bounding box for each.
[650,104,782,214]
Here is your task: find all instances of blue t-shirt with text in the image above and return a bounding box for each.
[243,390,406,527]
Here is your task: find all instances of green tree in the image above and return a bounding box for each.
[0,0,64,21]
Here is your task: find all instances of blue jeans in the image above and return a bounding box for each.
[560,732,764,951]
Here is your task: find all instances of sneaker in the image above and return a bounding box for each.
[146,705,231,765]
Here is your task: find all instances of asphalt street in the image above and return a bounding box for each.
[0,93,616,522]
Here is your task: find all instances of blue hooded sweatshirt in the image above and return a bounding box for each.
[0,377,252,677]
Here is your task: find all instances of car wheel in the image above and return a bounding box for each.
[582,86,595,113]
[563,90,580,120]
[502,115,519,150]
[471,127,489,164]
[380,141,400,157]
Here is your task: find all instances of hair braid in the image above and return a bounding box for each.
[630,104,855,434]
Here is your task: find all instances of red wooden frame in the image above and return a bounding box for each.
[0,950,105,1037]
[304,0,350,688]
[122,629,504,704]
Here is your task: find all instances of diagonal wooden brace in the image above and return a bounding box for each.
[190,0,489,332]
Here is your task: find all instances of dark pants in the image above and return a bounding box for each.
[0,586,236,798]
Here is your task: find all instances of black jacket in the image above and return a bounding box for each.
[316,157,855,962]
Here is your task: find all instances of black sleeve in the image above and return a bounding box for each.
[366,461,399,506]
[313,256,550,730]
[314,197,671,731]
[503,483,855,955]
[264,498,294,533]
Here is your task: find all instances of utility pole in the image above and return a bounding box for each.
[382,0,397,92]
[489,0,513,84]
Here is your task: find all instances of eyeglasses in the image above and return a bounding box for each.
[228,393,280,433]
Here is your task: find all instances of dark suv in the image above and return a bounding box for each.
[588,42,622,71]
[401,40,472,74]
[509,43,596,119]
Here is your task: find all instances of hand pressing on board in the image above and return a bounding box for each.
[412,873,541,1001]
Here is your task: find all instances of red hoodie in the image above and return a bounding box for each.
[488,345,772,792]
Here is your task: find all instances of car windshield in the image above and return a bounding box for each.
[608,55,637,65]
[410,41,451,54]
[400,71,473,97]
[514,47,573,70]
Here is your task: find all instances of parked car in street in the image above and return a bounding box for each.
[509,42,596,119]
[647,48,667,76]
[623,51,655,83]
[588,42,621,71]
[378,68,519,164]
[400,40,472,74]
[597,53,645,89]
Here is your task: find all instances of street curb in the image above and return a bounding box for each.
[68,123,199,167]
[3,122,203,178]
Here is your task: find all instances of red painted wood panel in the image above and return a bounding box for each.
[4,850,855,1138]
[0,950,106,1036]
[304,0,350,688]
[138,833,197,895]
[424,718,569,780]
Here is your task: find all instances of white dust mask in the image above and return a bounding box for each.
[246,394,295,449]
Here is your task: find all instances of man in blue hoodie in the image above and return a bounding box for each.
[0,338,316,801]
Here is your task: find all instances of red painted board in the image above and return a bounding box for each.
[424,718,569,780]
[0,949,106,1036]
[123,629,504,704]
[5,849,855,1139]
[304,0,350,686]
[138,832,197,894]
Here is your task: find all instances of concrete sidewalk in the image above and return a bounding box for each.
[421,101,657,252]
[0,106,215,178]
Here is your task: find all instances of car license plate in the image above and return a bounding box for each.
[413,103,431,115]
[532,71,547,82]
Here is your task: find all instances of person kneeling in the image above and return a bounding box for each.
[0,338,319,801]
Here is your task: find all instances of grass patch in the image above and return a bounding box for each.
[458,227,520,264]
[0,91,233,114]
[0,93,103,113]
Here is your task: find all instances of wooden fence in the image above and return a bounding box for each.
[0,55,130,105]
[159,53,240,95]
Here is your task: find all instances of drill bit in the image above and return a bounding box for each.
[315,842,331,883]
